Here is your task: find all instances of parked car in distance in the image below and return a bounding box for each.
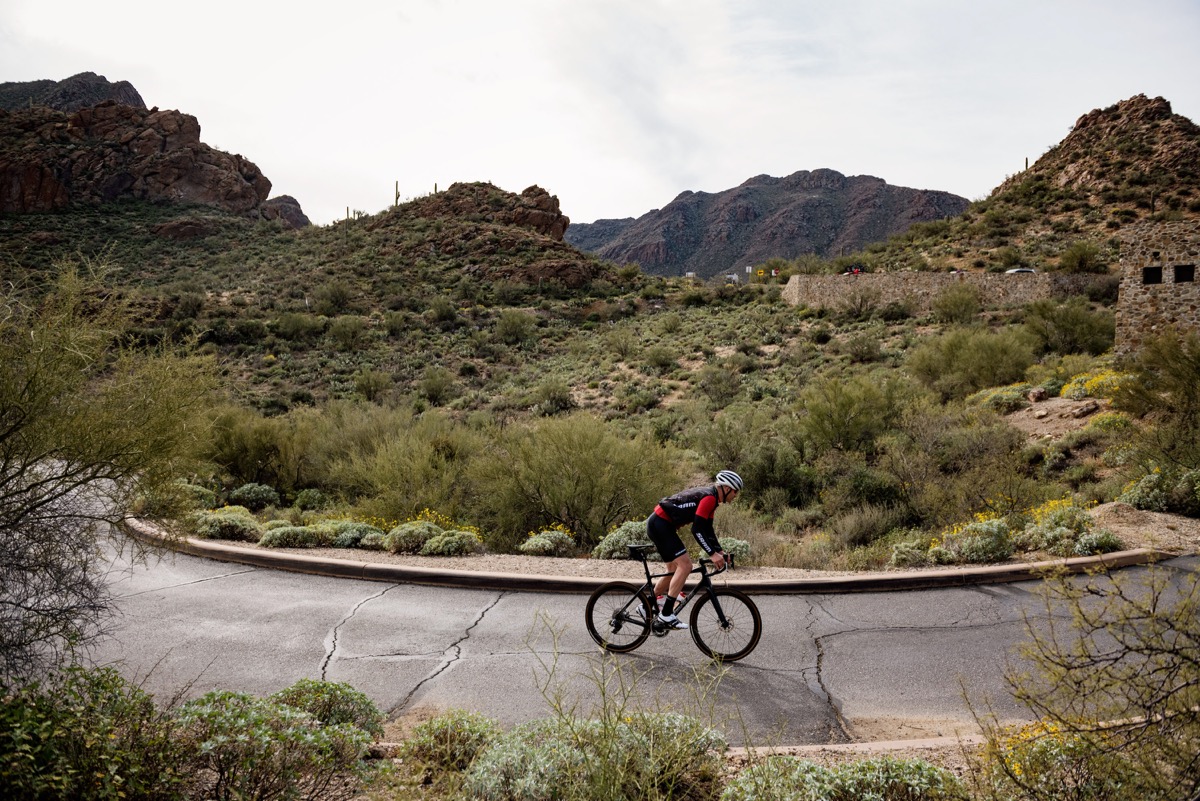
[1005,268,1037,273]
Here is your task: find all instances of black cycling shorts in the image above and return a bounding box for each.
[646,514,688,562]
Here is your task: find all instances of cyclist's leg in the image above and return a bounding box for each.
[647,515,689,599]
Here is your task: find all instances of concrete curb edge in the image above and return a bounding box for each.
[124,518,1176,595]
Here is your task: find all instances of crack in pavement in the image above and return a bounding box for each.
[390,592,506,715]
[321,584,402,679]
[114,568,260,598]
[805,601,852,743]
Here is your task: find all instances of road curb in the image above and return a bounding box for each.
[124,518,1176,594]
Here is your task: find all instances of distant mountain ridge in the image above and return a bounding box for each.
[0,71,146,112]
[565,169,970,278]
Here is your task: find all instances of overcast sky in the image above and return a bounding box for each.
[3,1,1199,227]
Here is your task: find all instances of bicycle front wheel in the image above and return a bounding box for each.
[585,582,653,653]
[689,588,761,661]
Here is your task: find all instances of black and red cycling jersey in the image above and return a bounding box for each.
[653,485,723,555]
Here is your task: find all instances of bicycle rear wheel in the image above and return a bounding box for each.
[689,588,761,661]
[585,582,653,653]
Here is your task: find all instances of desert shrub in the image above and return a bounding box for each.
[495,309,536,345]
[227,481,280,511]
[359,531,385,550]
[1073,529,1124,556]
[189,506,263,541]
[643,345,677,374]
[1118,468,1200,516]
[518,525,576,556]
[354,369,391,402]
[469,413,681,552]
[906,327,1038,400]
[1023,298,1114,356]
[696,364,743,408]
[721,756,837,800]
[890,539,930,568]
[955,518,1015,563]
[0,666,189,801]
[720,537,751,563]
[1019,498,1114,556]
[932,282,982,324]
[1060,369,1126,400]
[329,315,370,351]
[984,723,1150,801]
[273,312,326,342]
[1084,411,1132,434]
[177,690,370,801]
[591,520,657,561]
[966,383,1033,414]
[258,525,335,548]
[826,503,906,549]
[1058,239,1107,273]
[177,480,219,510]
[1114,329,1200,471]
[721,754,966,801]
[464,713,725,801]
[419,530,482,556]
[798,374,910,456]
[327,521,385,548]
[312,281,353,315]
[401,709,500,772]
[385,520,445,553]
[295,488,331,511]
[270,678,384,739]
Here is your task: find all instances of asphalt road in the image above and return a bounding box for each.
[92,543,1199,746]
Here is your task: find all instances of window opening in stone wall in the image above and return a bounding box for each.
[1143,265,1163,284]
[1175,264,1195,283]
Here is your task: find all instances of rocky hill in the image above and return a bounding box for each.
[366,181,604,287]
[565,169,969,278]
[861,94,1200,273]
[0,99,306,226]
[0,71,146,112]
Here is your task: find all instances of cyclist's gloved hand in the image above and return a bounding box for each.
[711,551,727,570]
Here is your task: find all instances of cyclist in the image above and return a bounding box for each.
[645,470,742,629]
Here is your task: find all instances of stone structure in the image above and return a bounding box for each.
[1115,221,1200,355]
[782,270,1099,313]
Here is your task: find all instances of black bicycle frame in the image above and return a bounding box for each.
[625,544,733,628]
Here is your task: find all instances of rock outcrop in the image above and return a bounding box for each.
[565,169,969,278]
[0,100,308,224]
[0,72,146,112]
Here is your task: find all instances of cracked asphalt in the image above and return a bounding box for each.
[93,542,1199,746]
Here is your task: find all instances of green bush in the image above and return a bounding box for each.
[400,709,500,772]
[1058,239,1108,273]
[957,519,1015,563]
[1074,529,1123,556]
[0,666,188,801]
[721,754,966,801]
[591,520,657,561]
[932,282,982,324]
[721,537,751,563]
[327,521,385,549]
[906,327,1038,400]
[227,482,280,511]
[518,526,576,556]
[258,524,334,548]
[360,530,386,550]
[177,690,370,801]
[966,383,1033,414]
[294,488,331,511]
[270,678,384,739]
[469,413,681,552]
[385,520,445,553]
[188,506,263,541]
[985,726,1150,801]
[1022,298,1114,356]
[419,530,483,556]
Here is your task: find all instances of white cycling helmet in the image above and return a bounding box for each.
[714,470,743,492]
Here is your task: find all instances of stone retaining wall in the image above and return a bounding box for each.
[781,271,1098,313]
[1115,221,1200,355]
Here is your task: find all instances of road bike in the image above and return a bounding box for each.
[584,543,761,661]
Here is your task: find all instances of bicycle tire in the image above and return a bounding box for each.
[689,587,761,661]
[585,581,653,653]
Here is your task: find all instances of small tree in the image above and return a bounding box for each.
[0,265,214,682]
[982,566,1200,800]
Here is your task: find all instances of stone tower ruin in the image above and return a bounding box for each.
[1115,221,1200,356]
